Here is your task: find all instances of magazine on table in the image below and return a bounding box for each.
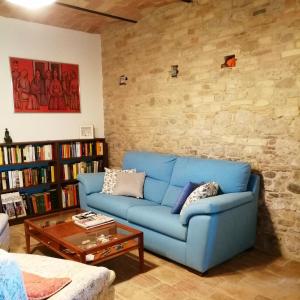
[72,211,114,229]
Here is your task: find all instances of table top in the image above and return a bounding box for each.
[25,208,142,256]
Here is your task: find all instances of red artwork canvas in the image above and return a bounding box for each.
[10,57,80,113]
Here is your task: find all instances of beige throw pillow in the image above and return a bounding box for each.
[101,168,136,194]
[112,172,146,198]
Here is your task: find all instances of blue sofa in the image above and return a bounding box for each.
[78,151,260,273]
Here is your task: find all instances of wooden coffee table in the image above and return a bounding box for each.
[24,208,144,271]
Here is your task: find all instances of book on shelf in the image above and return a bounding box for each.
[61,184,78,208]
[1,192,27,219]
[62,160,102,180]
[0,166,55,190]
[95,141,103,156]
[72,211,114,229]
[22,189,59,215]
[60,141,103,159]
[0,144,53,165]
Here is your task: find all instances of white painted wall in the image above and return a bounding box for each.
[0,16,104,142]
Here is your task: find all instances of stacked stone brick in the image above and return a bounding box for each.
[101,0,300,261]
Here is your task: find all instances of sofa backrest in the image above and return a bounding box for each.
[123,151,177,204]
[162,156,251,207]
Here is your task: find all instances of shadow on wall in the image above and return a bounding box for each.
[255,172,281,257]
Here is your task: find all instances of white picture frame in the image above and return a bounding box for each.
[80,125,94,139]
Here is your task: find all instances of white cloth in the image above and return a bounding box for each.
[13,253,114,300]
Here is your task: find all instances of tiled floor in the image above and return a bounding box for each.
[10,224,300,300]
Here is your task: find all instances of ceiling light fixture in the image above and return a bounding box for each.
[7,0,56,9]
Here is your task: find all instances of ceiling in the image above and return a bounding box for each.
[0,0,179,33]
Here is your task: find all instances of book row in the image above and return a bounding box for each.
[62,161,103,180]
[1,185,78,219]
[0,166,55,190]
[0,144,53,165]
[61,184,79,208]
[60,141,103,159]
[22,189,60,216]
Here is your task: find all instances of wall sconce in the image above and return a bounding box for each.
[119,75,128,85]
[169,65,179,78]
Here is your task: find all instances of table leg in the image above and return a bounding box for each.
[24,223,31,253]
[138,233,144,272]
[80,253,86,264]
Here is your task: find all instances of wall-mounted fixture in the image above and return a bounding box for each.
[119,75,128,85]
[221,55,237,68]
[253,8,266,16]
[169,65,179,78]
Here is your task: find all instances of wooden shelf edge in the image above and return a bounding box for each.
[0,160,55,168]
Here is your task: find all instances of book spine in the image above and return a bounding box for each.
[3,147,8,164]
[0,147,3,165]
[31,196,38,214]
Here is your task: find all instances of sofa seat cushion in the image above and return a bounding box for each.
[127,205,187,241]
[86,193,157,219]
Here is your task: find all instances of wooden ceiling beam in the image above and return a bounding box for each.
[55,1,138,23]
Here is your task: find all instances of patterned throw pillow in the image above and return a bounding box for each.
[101,168,136,194]
[180,182,219,215]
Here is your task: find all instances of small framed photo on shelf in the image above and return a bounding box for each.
[80,125,94,139]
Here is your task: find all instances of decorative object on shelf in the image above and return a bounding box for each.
[119,75,128,85]
[4,129,12,144]
[221,54,237,68]
[9,57,80,113]
[79,125,94,139]
[169,65,179,78]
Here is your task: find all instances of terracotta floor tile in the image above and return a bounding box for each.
[9,224,300,300]
[208,291,235,300]
[149,283,190,300]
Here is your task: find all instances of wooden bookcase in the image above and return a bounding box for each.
[0,138,107,225]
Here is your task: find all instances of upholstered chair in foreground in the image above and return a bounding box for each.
[0,213,9,251]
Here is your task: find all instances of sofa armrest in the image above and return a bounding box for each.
[180,191,254,225]
[77,172,105,195]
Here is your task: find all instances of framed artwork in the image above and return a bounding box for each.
[9,57,80,113]
[80,125,94,139]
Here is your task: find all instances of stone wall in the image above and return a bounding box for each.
[101,0,300,260]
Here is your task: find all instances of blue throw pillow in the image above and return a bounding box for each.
[171,182,203,214]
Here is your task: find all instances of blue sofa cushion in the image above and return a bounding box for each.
[78,173,104,194]
[127,205,187,241]
[171,182,200,214]
[123,151,177,203]
[123,151,177,182]
[143,177,169,204]
[170,157,251,193]
[86,193,157,219]
[161,185,182,207]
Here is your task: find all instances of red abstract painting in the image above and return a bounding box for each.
[10,57,80,113]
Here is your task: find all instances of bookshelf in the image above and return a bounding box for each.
[0,138,107,225]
